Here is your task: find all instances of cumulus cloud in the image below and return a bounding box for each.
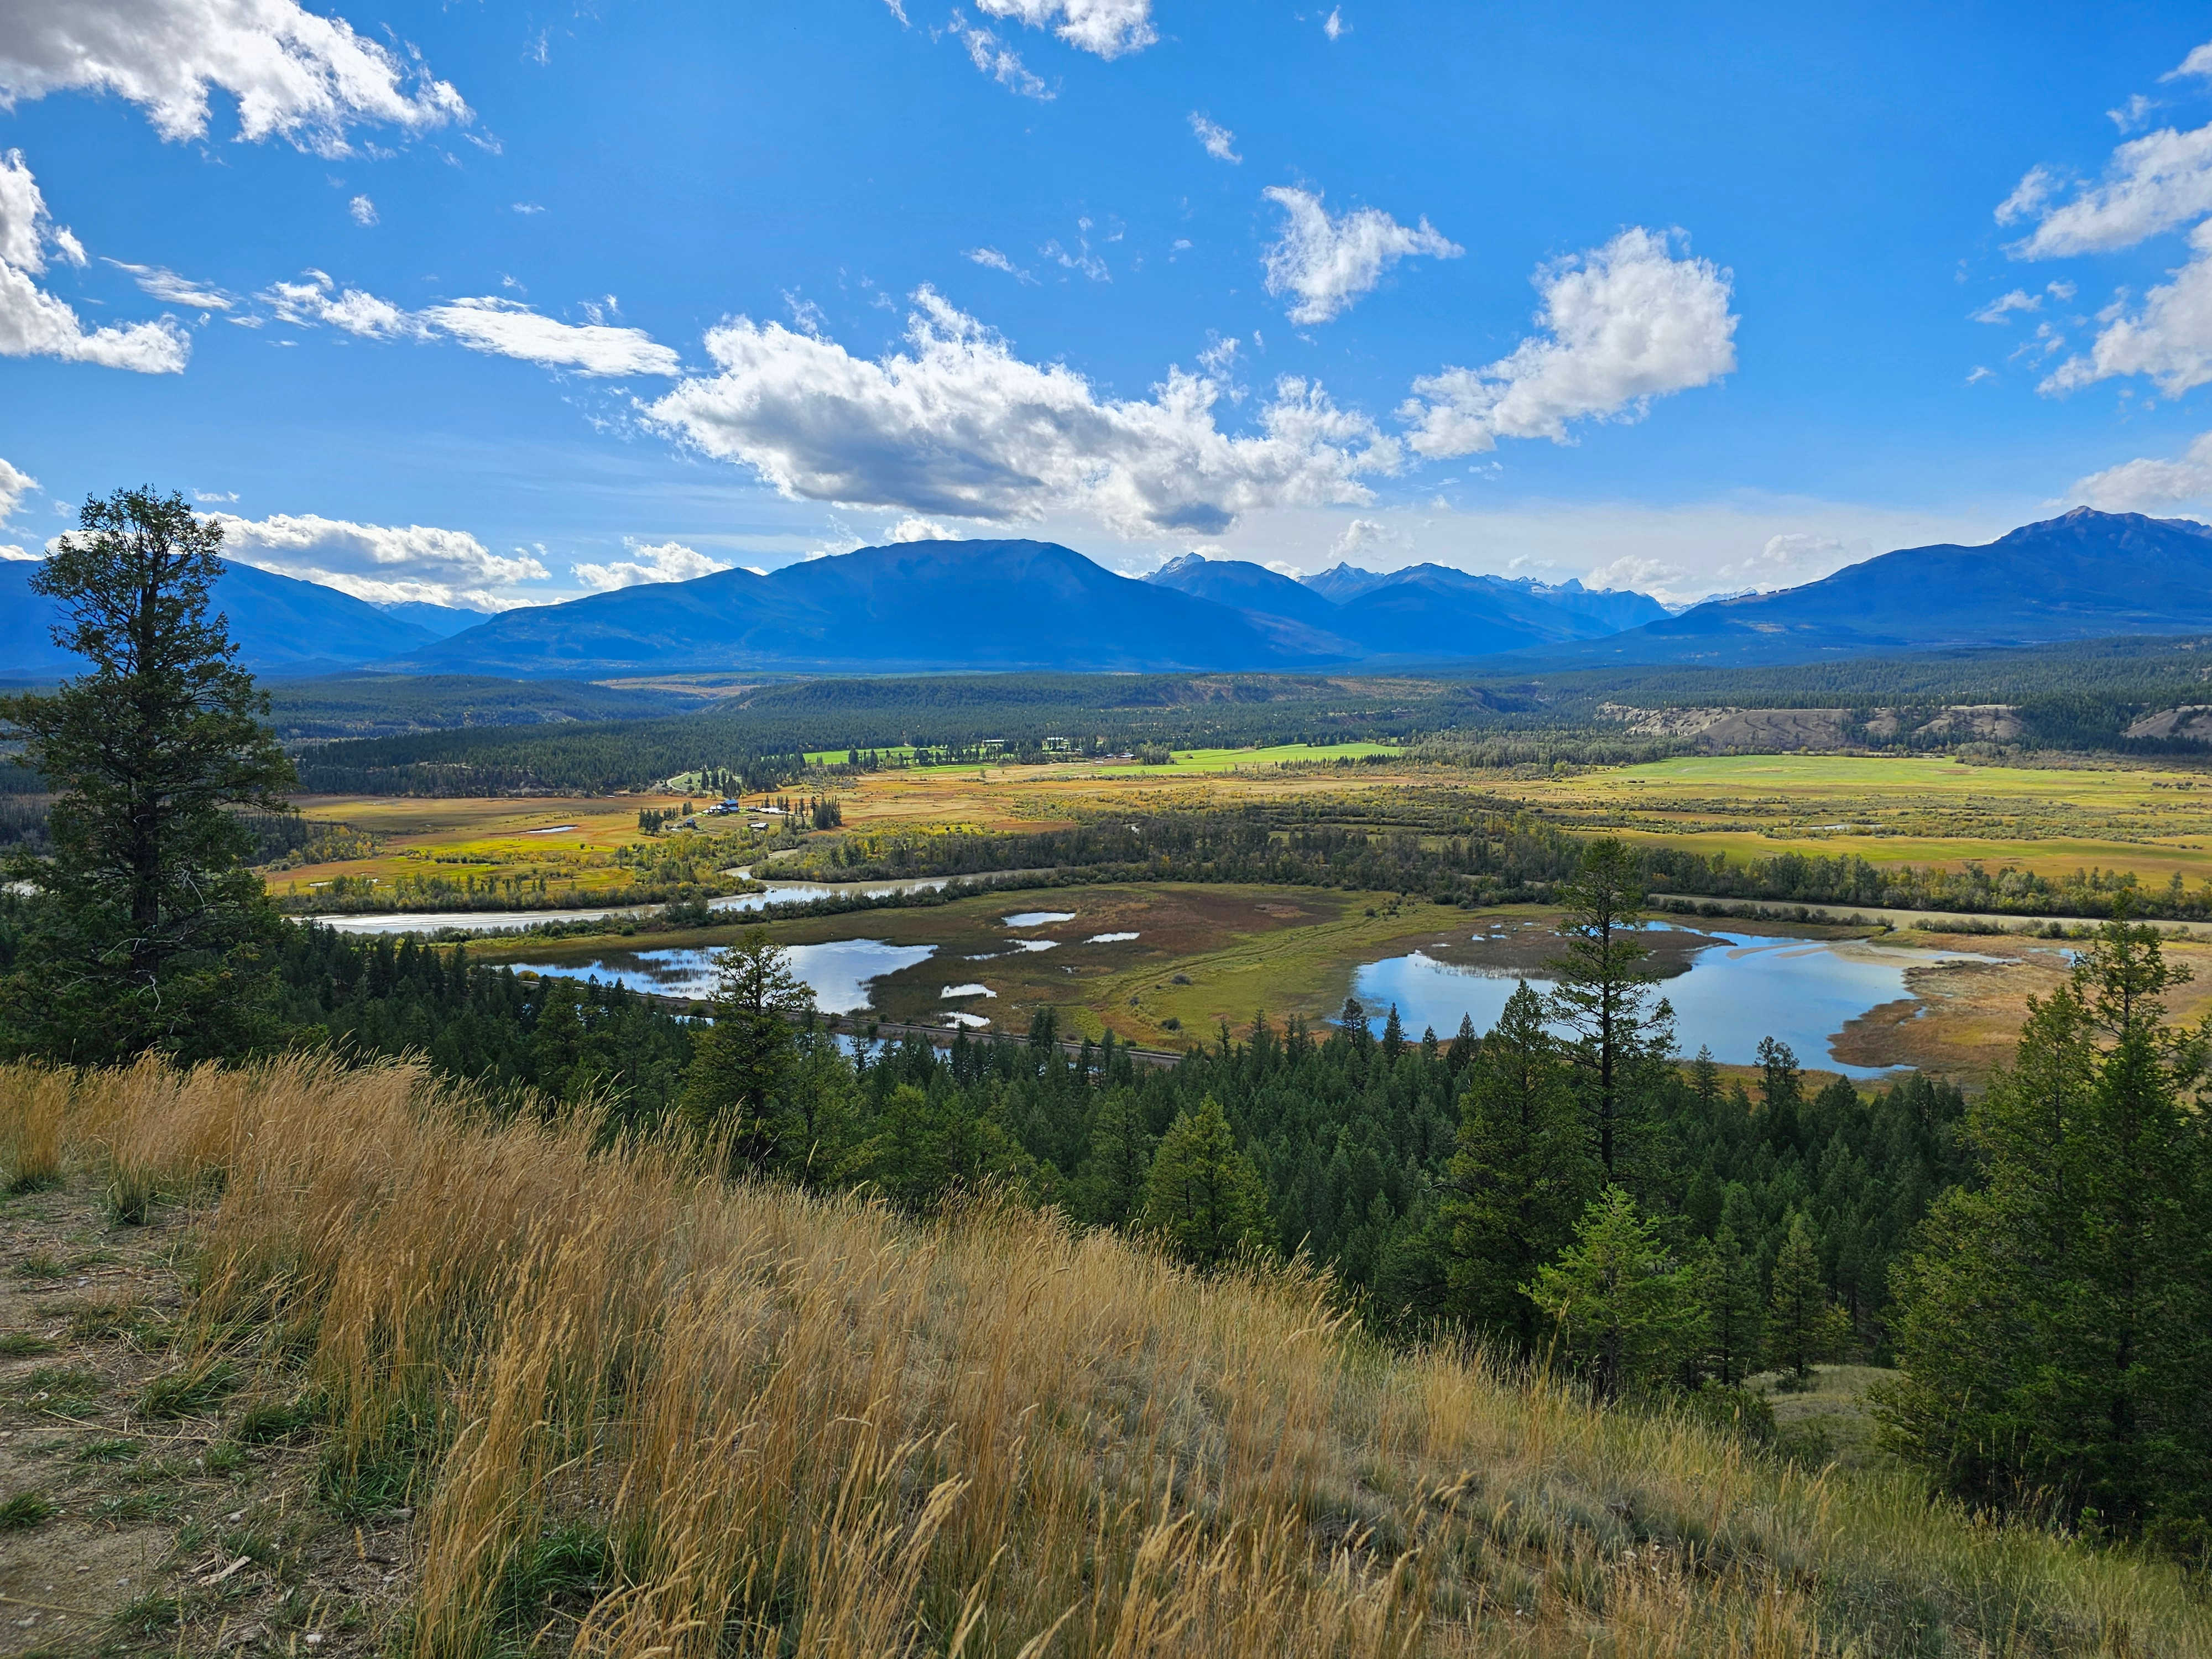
[888,515,954,541]
[105,257,234,309]
[0,453,35,525]
[0,0,469,154]
[1331,517,1392,559]
[257,273,680,375]
[1323,7,1345,40]
[571,537,732,593]
[974,0,1155,59]
[2042,218,2212,395]
[209,510,545,609]
[1585,552,1689,602]
[1189,112,1239,163]
[1401,227,1736,457]
[2005,123,2212,257]
[1260,186,1460,324]
[2070,430,2212,511]
[643,286,1397,538]
[347,192,375,226]
[0,150,188,372]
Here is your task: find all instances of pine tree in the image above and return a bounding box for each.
[679,927,811,1169]
[1141,1097,1270,1269]
[0,489,295,1063]
[1765,1211,1849,1379]
[1547,838,1676,1177]
[1528,1186,1702,1401]
[1879,914,2212,1531]
[1435,982,1597,1349]
[1074,1089,1155,1227]
[1694,1224,1766,1385]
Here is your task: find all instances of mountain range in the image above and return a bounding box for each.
[3,508,2208,681]
[1528,509,2212,667]
[0,558,483,680]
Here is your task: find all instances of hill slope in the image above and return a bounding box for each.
[411,539,1347,675]
[1,558,441,678]
[9,1055,2201,1658]
[1559,508,2212,666]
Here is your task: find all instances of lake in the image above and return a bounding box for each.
[504,938,937,1015]
[1353,925,2000,1077]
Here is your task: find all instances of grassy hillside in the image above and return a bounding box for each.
[2,1057,2201,1657]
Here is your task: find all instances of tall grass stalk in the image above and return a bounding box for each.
[3,1053,2201,1658]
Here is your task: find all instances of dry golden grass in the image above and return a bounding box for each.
[3,1056,2201,1658]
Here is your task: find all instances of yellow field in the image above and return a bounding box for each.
[1484,753,2212,885]
[267,792,707,905]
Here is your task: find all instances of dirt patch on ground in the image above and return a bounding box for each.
[0,1182,417,1658]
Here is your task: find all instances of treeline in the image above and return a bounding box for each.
[807,803,2212,921]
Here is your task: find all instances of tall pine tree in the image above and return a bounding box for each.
[1434,982,1597,1349]
[1879,914,2212,1532]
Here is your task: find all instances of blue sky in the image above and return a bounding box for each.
[4,1,2212,612]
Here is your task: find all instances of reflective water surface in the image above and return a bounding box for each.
[504,938,937,1015]
[1353,926,2000,1078]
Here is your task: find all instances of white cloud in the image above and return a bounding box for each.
[210,510,545,609]
[1994,164,2059,227]
[1041,216,1109,281]
[957,21,1050,99]
[1585,552,1688,599]
[1402,227,1736,457]
[2165,41,2212,81]
[423,297,679,377]
[1965,365,1994,384]
[0,454,35,523]
[104,257,234,309]
[974,0,1155,59]
[887,515,953,541]
[261,269,417,337]
[512,201,543,215]
[2111,93,2159,134]
[2042,218,2212,395]
[2070,430,2212,511]
[195,488,238,502]
[0,150,189,372]
[2006,123,2212,257]
[1331,517,1391,559]
[1322,7,1345,40]
[1260,185,1461,324]
[257,273,680,375]
[643,285,1397,538]
[1971,288,2040,322]
[347,192,376,226]
[0,0,469,154]
[882,0,909,20]
[571,537,732,593]
[1189,112,1239,163]
[965,246,1036,283]
[1714,530,1851,591]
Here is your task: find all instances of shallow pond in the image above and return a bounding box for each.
[1353,926,1999,1077]
[505,938,937,1015]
